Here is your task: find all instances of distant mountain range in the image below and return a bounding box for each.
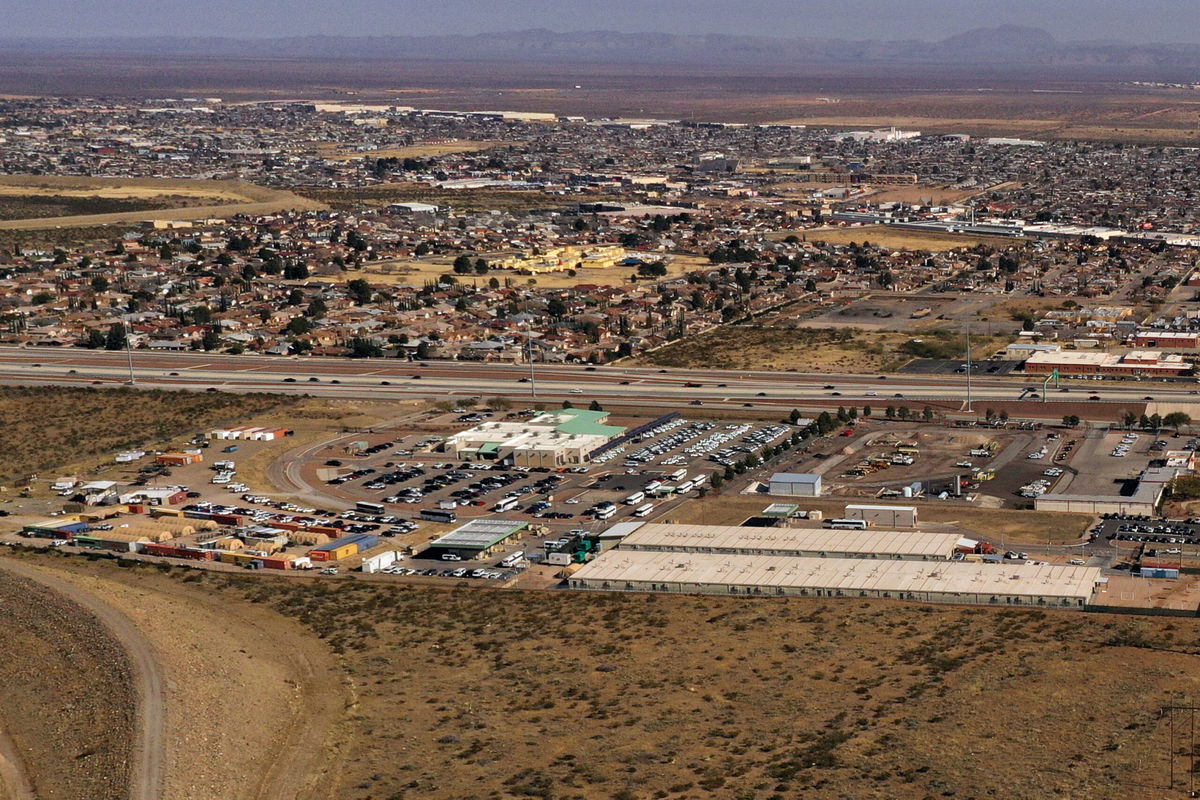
[7,26,1200,69]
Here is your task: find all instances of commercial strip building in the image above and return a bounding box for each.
[845,504,918,528]
[427,519,527,559]
[444,408,627,467]
[614,522,961,561]
[1023,349,1192,377]
[568,550,1102,608]
[1035,467,1176,515]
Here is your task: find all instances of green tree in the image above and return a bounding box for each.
[453,255,473,274]
[588,400,603,411]
[90,276,110,293]
[104,322,127,351]
[201,327,221,351]
[83,328,106,349]
[347,337,384,358]
[286,316,313,335]
[710,472,724,490]
[347,279,373,305]
[1062,414,1080,428]
[1164,412,1192,431]
[922,406,934,422]
[306,297,328,319]
[485,396,512,411]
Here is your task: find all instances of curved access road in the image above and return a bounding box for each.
[0,726,35,800]
[0,561,165,800]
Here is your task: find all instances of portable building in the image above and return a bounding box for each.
[845,504,918,528]
[361,551,401,573]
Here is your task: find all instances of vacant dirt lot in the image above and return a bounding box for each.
[194,573,1200,800]
[0,564,135,800]
[635,325,921,373]
[0,386,296,486]
[0,177,326,230]
[800,225,1024,252]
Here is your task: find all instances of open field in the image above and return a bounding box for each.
[0,386,297,487]
[313,139,506,160]
[0,551,350,800]
[0,176,326,230]
[798,225,1025,252]
[631,326,1004,373]
[0,565,135,800]
[354,250,699,288]
[295,182,601,213]
[166,570,1200,800]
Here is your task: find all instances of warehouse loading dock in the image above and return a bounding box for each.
[569,550,1102,608]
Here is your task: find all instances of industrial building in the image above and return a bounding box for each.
[768,472,822,497]
[614,522,960,561]
[568,550,1102,608]
[845,504,918,528]
[1133,331,1200,349]
[444,408,626,467]
[1023,349,1192,377]
[1036,467,1175,515]
[428,519,527,559]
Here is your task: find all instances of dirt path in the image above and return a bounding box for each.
[0,560,165,800]
[0,727,35,800]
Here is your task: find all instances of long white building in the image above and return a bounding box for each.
[568,550,1102,608]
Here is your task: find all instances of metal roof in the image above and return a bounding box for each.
[769,472,821,484]
[572,550,1101,601]
[617,523,958,559]
[431,519,527,550]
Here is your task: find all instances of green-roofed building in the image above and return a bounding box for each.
[445,407,628,467]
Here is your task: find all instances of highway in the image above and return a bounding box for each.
[0,346,1192,416]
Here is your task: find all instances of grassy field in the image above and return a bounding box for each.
[169,571,1200,800]
[795,225,1025,252]
[0,194,203,221]
[0,386,296,486]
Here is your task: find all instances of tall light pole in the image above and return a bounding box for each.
[525,327,537,400]
[964,323,973,414]
[124,324,136,385]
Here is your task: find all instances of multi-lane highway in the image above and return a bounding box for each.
[0,346,1190,416]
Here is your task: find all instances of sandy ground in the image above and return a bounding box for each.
[21,558,350,800]
[799,225,1024,252]
[353,252,699,288]
[0,176,326,230]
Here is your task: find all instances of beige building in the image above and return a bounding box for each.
[569,550,1102,608]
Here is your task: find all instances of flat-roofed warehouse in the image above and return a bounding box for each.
[427,519,526,559]
[615,522,960,561]
[568,550,1102,608]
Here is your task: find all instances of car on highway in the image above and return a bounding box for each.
[380,380,391,385]
[866,391,877,397]
[283,377,296,382]
[684,382,703,387]
[893,393,904,398]
[1089,395,1101,400]
[569,388,583,394]
[756,392,766,396]
[1144,396,1155,401]
[308,376,319,382]
[619,380,630,385]
[823,384,835,390]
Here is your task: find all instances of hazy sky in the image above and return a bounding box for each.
[8,0,1200,42]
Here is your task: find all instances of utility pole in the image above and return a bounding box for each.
[124,325,136,385]
[526,329,537,400]
[964,323,973,414]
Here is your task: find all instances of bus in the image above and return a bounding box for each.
[643,480,663,493]
[623,491,645,505]
[500,551,525,568]
[691,474,708,488]
[633,503,655,518]
[669,468,688,481]
[676,480,695,494]
[492,496,520,513]
[595,506,618,521]
[356,501,386,515]
[826,518,867,530]
[419,508,458,524]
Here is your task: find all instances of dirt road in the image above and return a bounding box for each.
[0,560,165,800]
[0,726,35,800]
